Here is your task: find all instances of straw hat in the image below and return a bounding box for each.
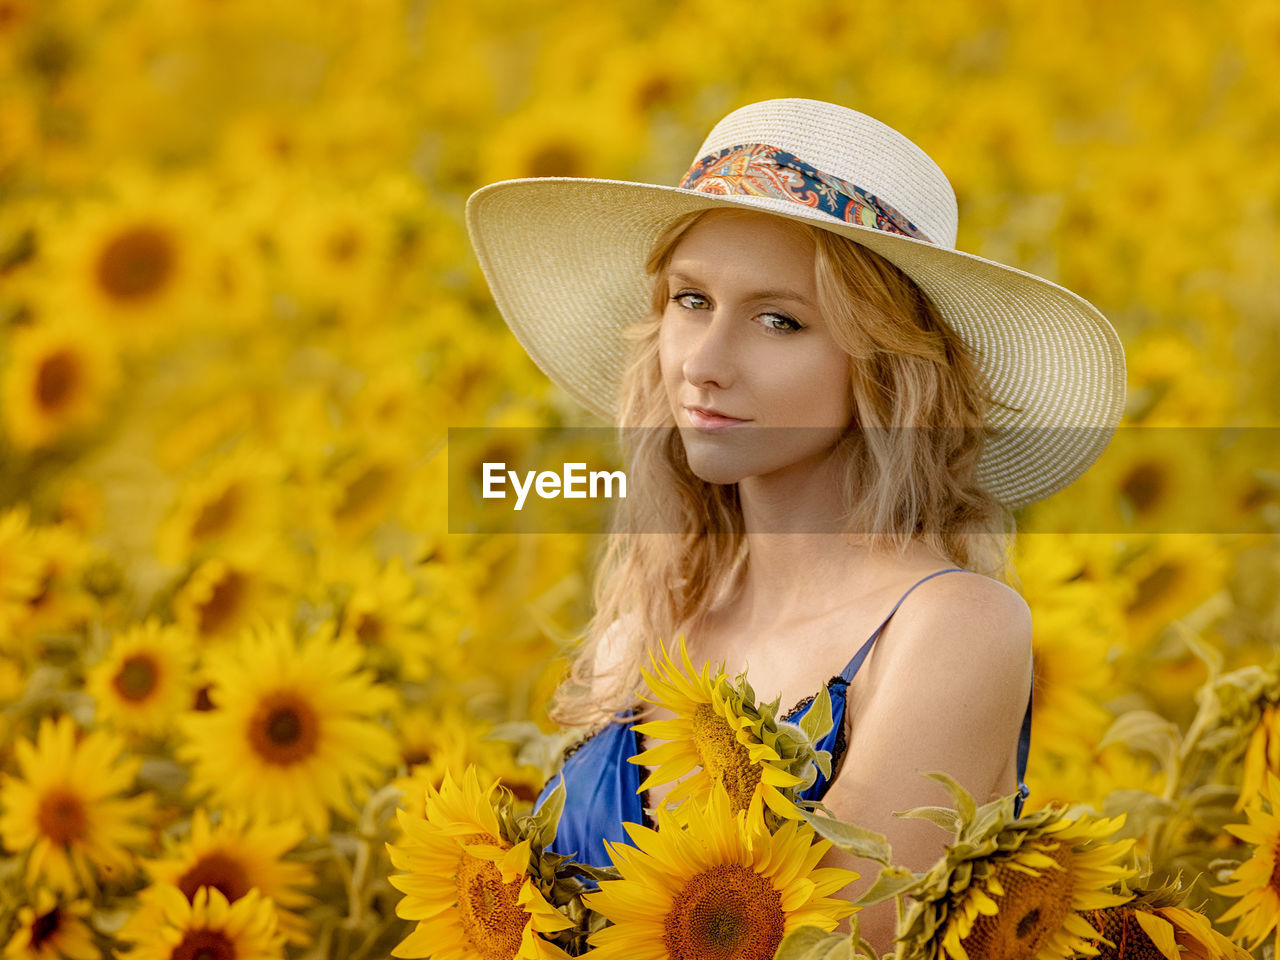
[465,98,1125,508]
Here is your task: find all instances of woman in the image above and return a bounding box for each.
[466,99,1125,951]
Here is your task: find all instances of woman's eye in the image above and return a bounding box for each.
[672,292,709,310]
[760,313,804,333]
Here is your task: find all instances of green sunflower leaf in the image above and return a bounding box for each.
[853,865,922,907]
[800,684,835,744]
[527,778,565,851]
[920,771,976,824]
[801,810,893,864]
[1175,622,1223,678]
[894,805,961,834]
[1099,789,1174,839]
[1099,710,1180,775]
[772,925,860,960]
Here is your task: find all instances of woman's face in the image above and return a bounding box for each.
[658,209,855,486]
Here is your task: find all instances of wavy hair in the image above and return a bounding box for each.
[551,209,1016,727]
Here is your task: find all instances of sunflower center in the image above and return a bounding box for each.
[114,654,160,701]
[1270,840,1280,893]
[1120,461,1166,515]
[402,745,431,767]
[335,465,393,521]
[170,929,236,960]
[196,570,247,636]
[95,224,176,302]
[36,787,87,845]
[959,841,1074,960]
[1127,562,1181,616]
[325,228,361,264]
[663,863,785,960]
[29,908,61,947]
[177,852,253,904]
[247,692,320,765]
[1083,907,1165,960]
[455,834,526,960]
[527,143,583,178]
[193,684,216,711]
[35,349,82,413]
[691,704,762,812]
[354,613,383,646]
[190,486,242,540]
[1015,907,1039,938]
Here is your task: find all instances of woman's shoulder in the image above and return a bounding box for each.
[880,567,1032,672]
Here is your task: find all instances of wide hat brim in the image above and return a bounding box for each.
[466,177,1126,510]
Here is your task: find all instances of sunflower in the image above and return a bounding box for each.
[1025,603,1117,765]
[154,390,257,474]
[0,319,120,452]
[0,715,152,895]
[3,889,99,960]
[0,507,41,649]
[0,655,24,745]
[1079,903,1251,960]
[15,520,95,641]
[154,446,284,566]
[1122,535,1230,646]
[33,172,216,354]
[896,774,1136,960]
[1125,331,1235,428]
[412,301,551,427]
[391,705,549,822]
[1009,534,1124,764]
[172,556,294,644]
[324,441,413,542]
[86,619,195,739]
[318,548,437,681]
[122,807,315,946]
[584,784,857,960]
[1238,701,1280,811]
[1212,769,1280,957]
[178,619,398,834]
[478,93,628,185]
[630,637,811,820]
[272,182,399,321]
[1193,651,1280,809]
[116,885,284,960]
[387,767,575,960]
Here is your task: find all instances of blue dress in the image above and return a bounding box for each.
[535,567,1033,868]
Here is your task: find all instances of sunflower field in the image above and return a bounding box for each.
[1,1,1279,958]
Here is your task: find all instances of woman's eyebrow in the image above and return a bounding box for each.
[666,271,816,308]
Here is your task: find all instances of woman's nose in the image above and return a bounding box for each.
[681,311,737,390]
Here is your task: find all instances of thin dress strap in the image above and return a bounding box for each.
[838,567,966,683]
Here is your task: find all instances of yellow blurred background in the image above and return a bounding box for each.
[2,0,1279,954]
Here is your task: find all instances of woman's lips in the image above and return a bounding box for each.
[686,407,749,430]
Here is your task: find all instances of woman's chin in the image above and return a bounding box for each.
[679,449,749,486]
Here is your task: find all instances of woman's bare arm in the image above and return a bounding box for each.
[815,572,1033,954]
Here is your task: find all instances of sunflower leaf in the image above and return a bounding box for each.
[801,810,893,864]
[812,747,833,780]
[1175,623,1223,679]
[920,771,976,824]
[799,685,835,744]
[1099,710,1180,775]
[852,865,922,907]
[894,805,961,834]
[772,924,859,960]
[527,778,565,851]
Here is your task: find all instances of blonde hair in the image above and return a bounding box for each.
[551,209,1015,727]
